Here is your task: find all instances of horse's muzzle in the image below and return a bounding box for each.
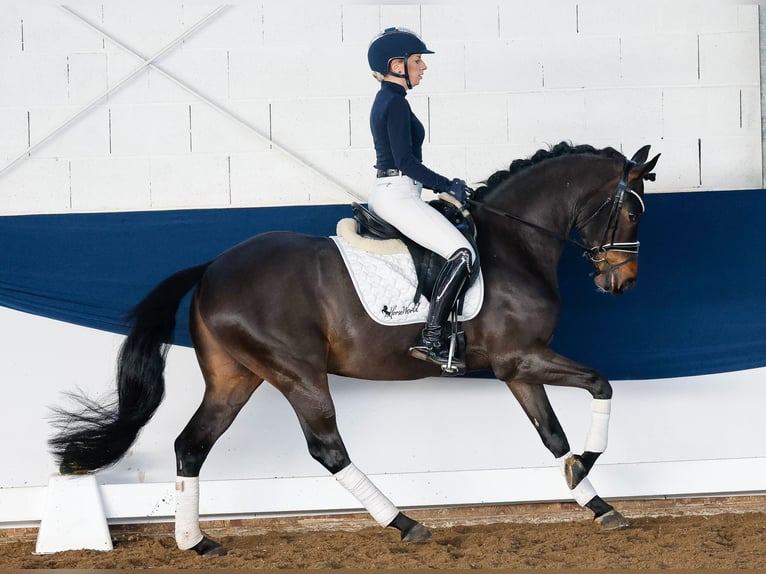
[593,255,638,295]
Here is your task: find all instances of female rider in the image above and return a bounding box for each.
[367,27,475,372]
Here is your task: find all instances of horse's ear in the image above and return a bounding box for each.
[630,145,652,164]
[630,152,661,182]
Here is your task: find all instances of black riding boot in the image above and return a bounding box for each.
[408,248,472,371]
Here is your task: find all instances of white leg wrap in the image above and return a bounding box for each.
[334,463,400,527]
[556,452,597,507]
[584,398,611,453]
[175,477,204,550]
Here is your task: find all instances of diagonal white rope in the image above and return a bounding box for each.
[60,4,364,202]
[0,5,227,182]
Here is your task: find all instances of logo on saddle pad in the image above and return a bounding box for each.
[331,222,483,327]
[382,302,421,319]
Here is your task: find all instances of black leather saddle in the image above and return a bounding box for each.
[350,200,480,304]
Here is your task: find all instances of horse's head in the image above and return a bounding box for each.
[577,146,660,295]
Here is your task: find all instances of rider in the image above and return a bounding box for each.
[367,27,476,371]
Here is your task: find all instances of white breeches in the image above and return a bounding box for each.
[368,176,475,263]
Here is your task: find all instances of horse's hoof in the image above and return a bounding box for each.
[402,522,432,544]
[595,509,629,530]
[191,536,227,556]
[564,455,588,489]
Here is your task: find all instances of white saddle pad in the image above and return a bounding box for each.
[330,232,484,327]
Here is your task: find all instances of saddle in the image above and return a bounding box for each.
[350,199,481,305]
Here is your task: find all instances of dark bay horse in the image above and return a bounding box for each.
[51,142,659,555]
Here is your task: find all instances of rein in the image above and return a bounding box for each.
[467,159,641,263]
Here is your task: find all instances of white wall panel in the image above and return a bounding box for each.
[32,106,110,159]
[110,103,190,156]
[379,4,421,35]
[663,87,743,137]
[620,34,699,87]
[465,39,543,93]
[18,3,104,54]
[0,159,70,214]
[149,155,230,208]
[349,96,374,150]
[701,133,763,190]
[584,88,663,140]
[159,49,231,103]
[508,91,587,148]
[341,5,382,46]
[542,35,622,89]
[190,102,271,155]
[183,3,264,50]
[429,94,508,146]
[100,3,185,57]
[650,137,701,191]
[498,2,576,39]
[577,1,661,36]
[0,109,28,163]
[659,2,753,35]
[699,32,760,85]
[0,53,69,107]
[67,53,109,105]
[262,2,342,46]
[70,157,151,211]
[271,99,351,151]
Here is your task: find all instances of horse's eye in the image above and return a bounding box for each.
[627,211,641,223]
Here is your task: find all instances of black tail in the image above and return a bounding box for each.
[49,262,211,474]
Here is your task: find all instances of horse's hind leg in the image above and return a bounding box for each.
[174,305,264,556]
[506,379,628,529]
[274,371,431,543]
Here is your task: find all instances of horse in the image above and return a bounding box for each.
[50,142,660,556]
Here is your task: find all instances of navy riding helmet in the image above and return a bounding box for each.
[367,27,434,88]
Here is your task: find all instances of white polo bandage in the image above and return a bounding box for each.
[556,452,597,507]
[334,463,399,527]
[584,398,611,453]
[175,477,204,550]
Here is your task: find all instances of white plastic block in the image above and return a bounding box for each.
[583,88,663,140]
[0,7,22,54]
[649,137,701,191]
[508,91,587,147]
[230,150,350,207]
[32,105,110,159]
[228,45,314,99]
[0,108,29,163]
[740,86,761,133]
[35,474,112,554]
[110,103,190,156]
[101,2,185,58]
[577,1,660,36]
[701,134,762,190]
[542,35,621,89]
[659,1,747,34]
[19,4,104,54]
[663,87,742,137]
[70,157,151,211]
[499,2,577,39]
[67,52,108,105]
[190,101,272,155]
[341,4,381,45]
[429,93,508,146]
[0,158,70,215]
[465,38,543,92]
[150,155,230,208]
[158,48,231,103]
[262,1,342,45]
[181,3,264,50]
[621,34,698,86]
[422,4,500,42]
[699,32,759,85]
[270,98,351,152]
[0,52,68,107]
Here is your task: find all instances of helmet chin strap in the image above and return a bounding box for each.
[389,54,413,89]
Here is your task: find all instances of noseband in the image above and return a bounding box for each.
[467,159,644,265]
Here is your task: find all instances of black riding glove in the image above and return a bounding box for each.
[445,178,473,204]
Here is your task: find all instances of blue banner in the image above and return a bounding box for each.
[1,190,764,380]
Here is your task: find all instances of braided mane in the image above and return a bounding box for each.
[475,142,625,197]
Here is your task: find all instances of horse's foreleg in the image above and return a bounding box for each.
[505,378,627,529]
[283,377,431,543]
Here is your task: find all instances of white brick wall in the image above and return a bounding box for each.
[0,1,761,215]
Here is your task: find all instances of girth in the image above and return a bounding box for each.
[351,200,480,304]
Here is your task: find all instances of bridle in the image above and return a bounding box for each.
[466,159,645,265]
